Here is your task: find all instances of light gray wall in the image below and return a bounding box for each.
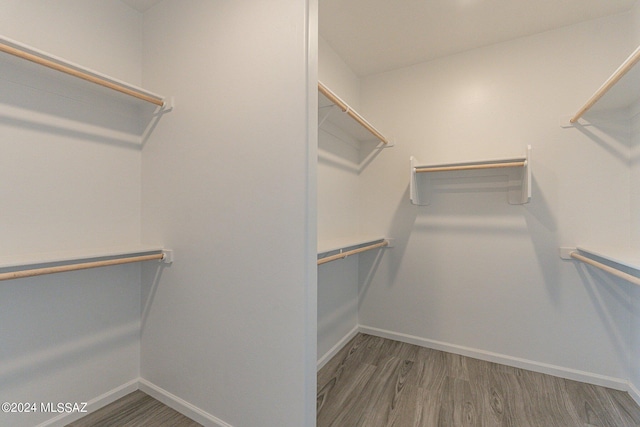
[140,1,316,426]
[0,1,145,426]
[629,0,640,401]
[318,8,640,392]
[318,37,361,110]
[358,11,637,386]
[317,36,386,362]
[0,1,317,426]
[631,105,640,399]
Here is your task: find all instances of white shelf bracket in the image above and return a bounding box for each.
[559,115,591,128]
[410,156,430,206]
[559,247,576,260]
[161,249,174,264]
[379,138,395,149]
[159,96,175,114]
[507,145,531,205]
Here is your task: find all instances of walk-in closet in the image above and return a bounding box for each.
[316,0,640,424]
[0,1,313,426]
[1,0,640,426]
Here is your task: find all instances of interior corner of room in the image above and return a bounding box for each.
[317,0,640,422]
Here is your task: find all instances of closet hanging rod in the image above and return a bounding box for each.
[568,251,640,287]
[415,160,526,173]
[0,39,165,107]
[570,45,640,124]
[317,240,389,265]
[0,253,166,282]
[317,82,389,145]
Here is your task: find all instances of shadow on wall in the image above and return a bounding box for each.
[318,128,388,175]
[630,110,640,165]
[0,268,140,391]
[523,172,560,301]
[376,186,418,286]
[0,54,168,149]
[141,261,170,332]
[575,110,632,164]
[576,263,635,375]
[358,171,560,305]
[357,245,389,313]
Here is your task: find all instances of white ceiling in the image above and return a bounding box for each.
[320,0,638,76]
[119,0,636,75]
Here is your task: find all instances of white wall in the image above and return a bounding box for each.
[317,37,360,362]
[631,102,640,399]
[317,257,359,362]
[629,0,640,401]
[140,1,316,426]
[634,0,640,43]
[356,12,639,387]
[0,0,142,83]
[319,37,361,110]
[0,1,145,426]
[317,36,390,363]
[316,127,360,363]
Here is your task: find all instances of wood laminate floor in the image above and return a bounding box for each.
[66,390,202,427]
[317,333,640,427]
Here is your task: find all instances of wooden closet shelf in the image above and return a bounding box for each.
[0,35,170,108]
[560,246,640,286]
[567,44,640,125]
[317,238,391,265]
[414,159,526,173]
[318,81,391,146]
[0,246,173,282]
[410,146,531,205]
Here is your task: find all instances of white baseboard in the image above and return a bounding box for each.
[138,378,233,427]
[36,378,233,427]
[36,326,640,427]
[629,381,640,407]
[36,379,139,427]
[358,325,630,392]
[317,325,360,371]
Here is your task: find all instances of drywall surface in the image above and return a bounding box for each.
[633,0,640,43]
[631,106,640,399]
[319,36,361,110]
[357,13,638,384]
[631,0,640,248]
[318,257,359,361]
[317,37,375,362]
[0,0,142,84]
[0,1,145,426]
[317,130,361,245]
[630,0,640,393]
[140,1,315,426]
[317,124,360,361]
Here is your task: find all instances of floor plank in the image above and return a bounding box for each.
[317,333,640,427]
[67,390,202,427]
